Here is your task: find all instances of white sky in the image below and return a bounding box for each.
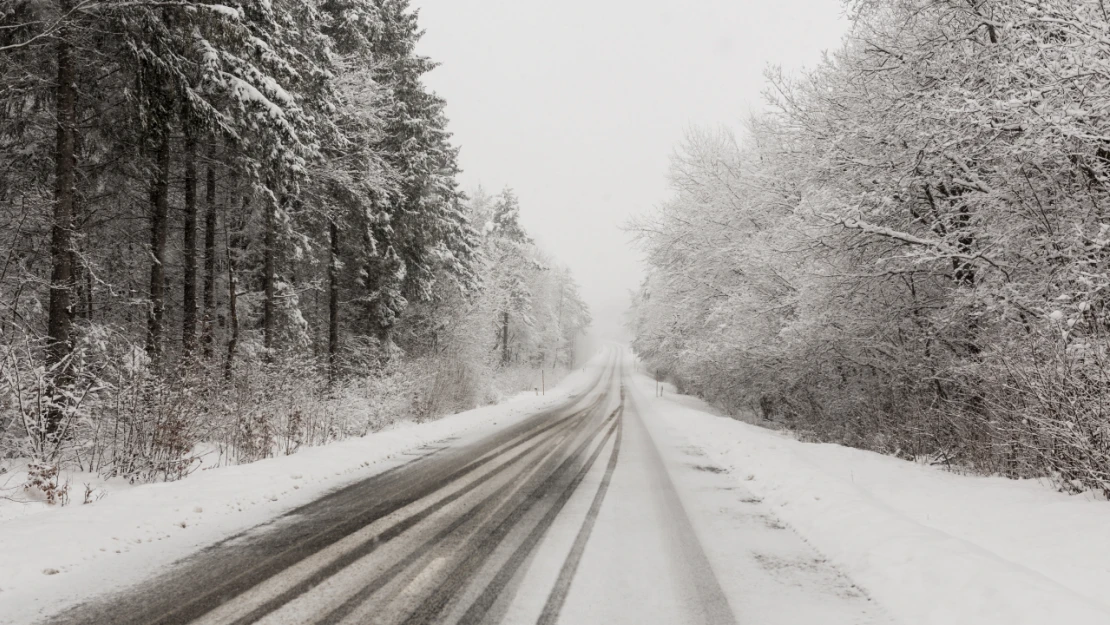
[413,0,850,342]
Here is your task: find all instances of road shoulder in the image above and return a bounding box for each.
[628,361,1110,625]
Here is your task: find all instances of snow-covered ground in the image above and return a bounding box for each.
[0,357,602,624]
[631,365,1110,625]
[6,348,1108,625]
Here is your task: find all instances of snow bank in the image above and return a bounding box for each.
[629,368,1110,625]
[0,355,604,624]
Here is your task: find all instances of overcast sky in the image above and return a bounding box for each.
[412,0,850,342]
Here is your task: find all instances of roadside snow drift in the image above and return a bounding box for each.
[630,367,1110,625]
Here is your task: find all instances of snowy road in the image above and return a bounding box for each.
[46,348,887,625]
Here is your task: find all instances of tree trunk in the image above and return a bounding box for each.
[70,205,83,318]
[941,186,980,358]
[225,190,248,380]
[328,221,340,383]
[145,126,171,368]
[262,190,276,352]
[45,3,77,437]
[85,266,93,321]
[182,128,198,355]
[224,243,239,381]
[501,310,509,365]
[202,140,218,358]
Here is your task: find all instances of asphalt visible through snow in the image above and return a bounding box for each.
[46,348,889,625]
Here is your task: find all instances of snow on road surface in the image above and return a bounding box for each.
[4,345,1106,625]
[2,347,889,625]
[0,358,598,625]
[632,357,1110,625]
[498,353,888,625]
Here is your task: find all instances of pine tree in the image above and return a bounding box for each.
[359,0,479,356]
[0,0,591,480]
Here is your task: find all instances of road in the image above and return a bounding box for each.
[47,348,889,625]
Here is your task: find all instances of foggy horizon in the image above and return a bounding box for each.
[412,0,851,343]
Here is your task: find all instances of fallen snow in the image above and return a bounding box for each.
[0,356,603,625]
[630,362,1110,625]
[10,349,1102,625]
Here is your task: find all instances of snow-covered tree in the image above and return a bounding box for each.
[0,1,587,485]
[632,0,1110,495]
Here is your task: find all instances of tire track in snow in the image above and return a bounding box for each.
[42,349,626,625]
[536,399,624,625]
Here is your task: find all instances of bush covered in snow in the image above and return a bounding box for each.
[630,0,1110,496]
